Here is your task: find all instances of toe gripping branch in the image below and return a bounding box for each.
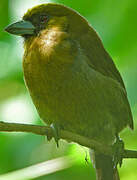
[112,135,125,168]
[47,123,60,147]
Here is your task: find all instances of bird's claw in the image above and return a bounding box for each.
[112,136,124,168]
[50,123,60,147]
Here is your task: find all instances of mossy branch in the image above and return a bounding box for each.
[0,121,137,158]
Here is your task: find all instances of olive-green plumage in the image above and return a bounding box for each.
[5,3,133,180]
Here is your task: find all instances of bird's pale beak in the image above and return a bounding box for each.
[5,20,35,36]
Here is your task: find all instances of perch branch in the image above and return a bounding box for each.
[0,121,137,158]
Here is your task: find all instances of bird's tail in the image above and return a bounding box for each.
[89,150,119,180]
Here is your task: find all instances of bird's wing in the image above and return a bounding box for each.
[76,30,133,129]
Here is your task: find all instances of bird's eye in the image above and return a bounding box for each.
[40,15,48,23]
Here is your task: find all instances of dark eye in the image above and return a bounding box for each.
[40,15,48,23]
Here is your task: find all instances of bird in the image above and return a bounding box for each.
[5,3,133,180]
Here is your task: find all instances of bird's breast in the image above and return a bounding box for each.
[23,29,78,124]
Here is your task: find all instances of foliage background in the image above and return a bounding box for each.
[0,0,137,179]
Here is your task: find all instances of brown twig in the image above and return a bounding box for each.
[0,121,137,159]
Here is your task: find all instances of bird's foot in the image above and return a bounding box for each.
[49,122,60,147]
[112,135,124,168]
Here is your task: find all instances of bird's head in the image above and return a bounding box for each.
[5,3,89,40]
[5,3,103,68]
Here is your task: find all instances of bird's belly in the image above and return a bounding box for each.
[23,62,121,145]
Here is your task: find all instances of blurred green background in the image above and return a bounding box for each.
[0,0,137,179]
